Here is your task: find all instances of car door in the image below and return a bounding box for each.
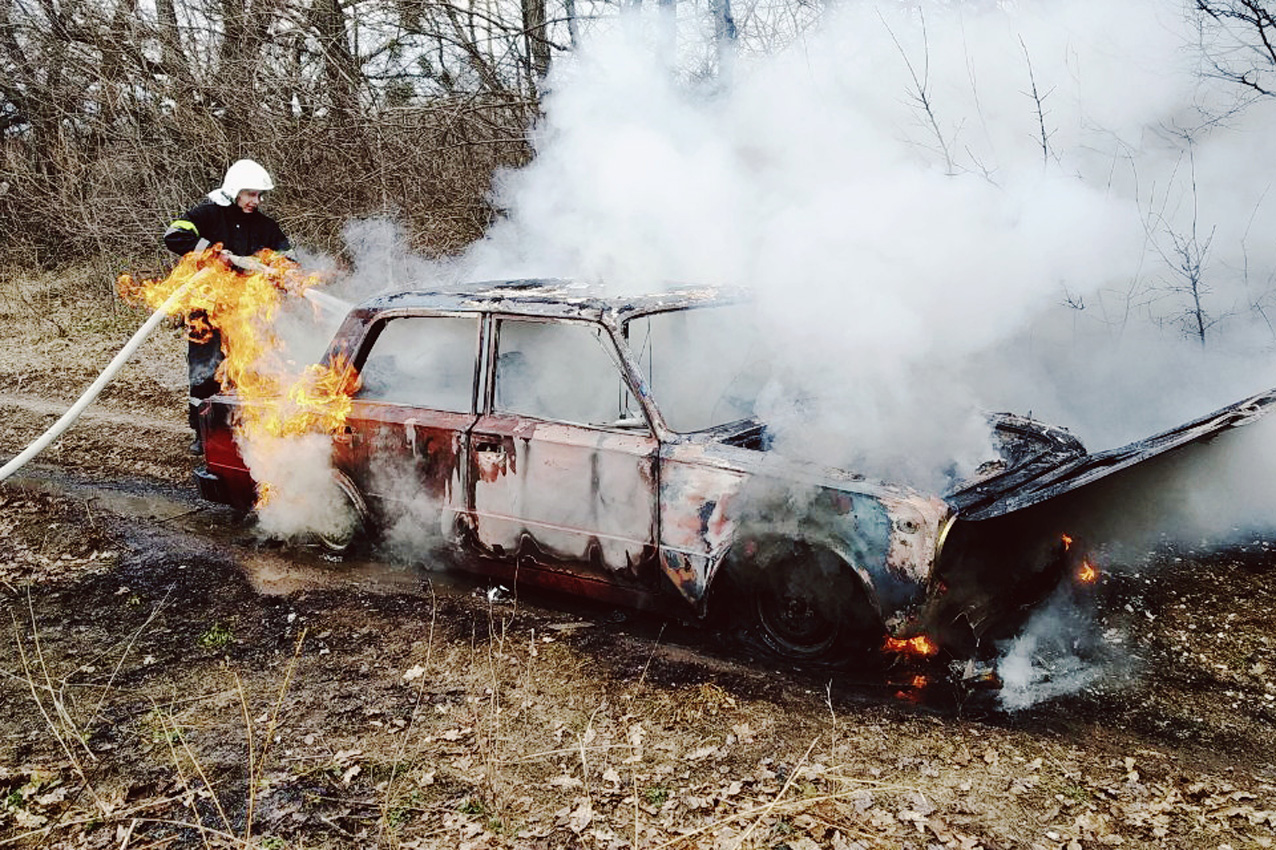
[341,312,481,543]
[466,316,660,591]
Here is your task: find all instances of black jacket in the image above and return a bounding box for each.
[165,198,291,397]
[164,199,290,258]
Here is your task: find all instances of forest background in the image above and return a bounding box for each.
[2,0,1273,278]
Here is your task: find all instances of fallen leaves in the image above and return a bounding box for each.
[0,765,68,833]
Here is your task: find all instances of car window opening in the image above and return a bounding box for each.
[494,319,645,430]
[624,305,772,433]
[355,315,479,413]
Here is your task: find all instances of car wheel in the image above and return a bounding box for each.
[723,539,879,662]
[315,470,368,556]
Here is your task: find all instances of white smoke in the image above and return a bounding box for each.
[261,0,1276,512]
[996,589,1114,711]
[440,0,1276,489]
[239,434,356,543]
[265,1,1276,486]
[238,1,1276,699]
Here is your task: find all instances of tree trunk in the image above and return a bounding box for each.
[711,0,736,80]
[522,0,550,88]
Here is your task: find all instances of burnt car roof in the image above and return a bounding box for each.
[356,279,748,323]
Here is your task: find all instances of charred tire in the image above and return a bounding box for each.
[315,470,369,556]
[722,539,881,662]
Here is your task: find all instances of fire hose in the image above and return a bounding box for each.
[0,281,193,483]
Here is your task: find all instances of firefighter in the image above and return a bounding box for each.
[164,159,291,453]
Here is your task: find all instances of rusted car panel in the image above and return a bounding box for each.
[340,403,472,533]
[913,390,1276,658]
[195,280,1132,662]
[466,416,660,580]
[195,402,257,511]
[656,440,950,622]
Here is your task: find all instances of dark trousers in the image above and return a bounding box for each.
[188,332,224,432]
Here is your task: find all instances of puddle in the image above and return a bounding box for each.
[8,469,199,521]
[237,548,432,596]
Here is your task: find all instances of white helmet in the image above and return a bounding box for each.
[209,159,275,206]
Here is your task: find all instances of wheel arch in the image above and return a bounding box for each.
[314,466,371,555]
[704,530,888,657]
[706,525,881,605]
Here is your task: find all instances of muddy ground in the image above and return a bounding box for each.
[1,269,1275,849]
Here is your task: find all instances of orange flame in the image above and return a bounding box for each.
[883,635,939,657]
[1061,533,1073,551]
[893,674,930,703]
[1077,560,1099,584]
[118,248,357,506]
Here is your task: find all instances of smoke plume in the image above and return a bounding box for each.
[257,0,1276,524]
[439,0,1276,490]
[241,1,1276,699]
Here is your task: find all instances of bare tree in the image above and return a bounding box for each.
[1195,0,1276,97]
[522,0,552,85]
[310,0,364,120]
[0,0,839,269]
[711,0,737,79]
[1147,140,1221,346]
[0,0,556,268]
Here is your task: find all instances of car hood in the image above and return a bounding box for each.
[945,387,1276,521]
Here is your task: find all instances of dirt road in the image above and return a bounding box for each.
[1,273,1275,849]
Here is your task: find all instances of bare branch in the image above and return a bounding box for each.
[1018,35,1055,167]
[879,9,954,175]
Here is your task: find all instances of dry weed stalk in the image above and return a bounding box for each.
[130,629,308,848]
[477,584,512,808]
[0,589,253,847]
[377,578,439,842]
[8,594,102,807]
[155,694,238,842]
[644,734,926,850]
[731,735,819,847]
[237,627,308,847]
[85,590,172,728]
[576,703,604,806]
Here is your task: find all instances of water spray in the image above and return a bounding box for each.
[301,288,352,316]
[0,281,195,483]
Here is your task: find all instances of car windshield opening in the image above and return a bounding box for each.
[626,304,772,433]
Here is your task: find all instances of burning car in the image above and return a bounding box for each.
[193,280,1276,663]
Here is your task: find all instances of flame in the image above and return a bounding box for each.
[1077,559,1099,584]
[119,248,357,507]
[883,635,938,657]
[235,355,360,439]
[1061,533,1073,551]
[893,674,930,703]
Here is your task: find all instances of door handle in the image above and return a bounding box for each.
[405,418,419,458]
